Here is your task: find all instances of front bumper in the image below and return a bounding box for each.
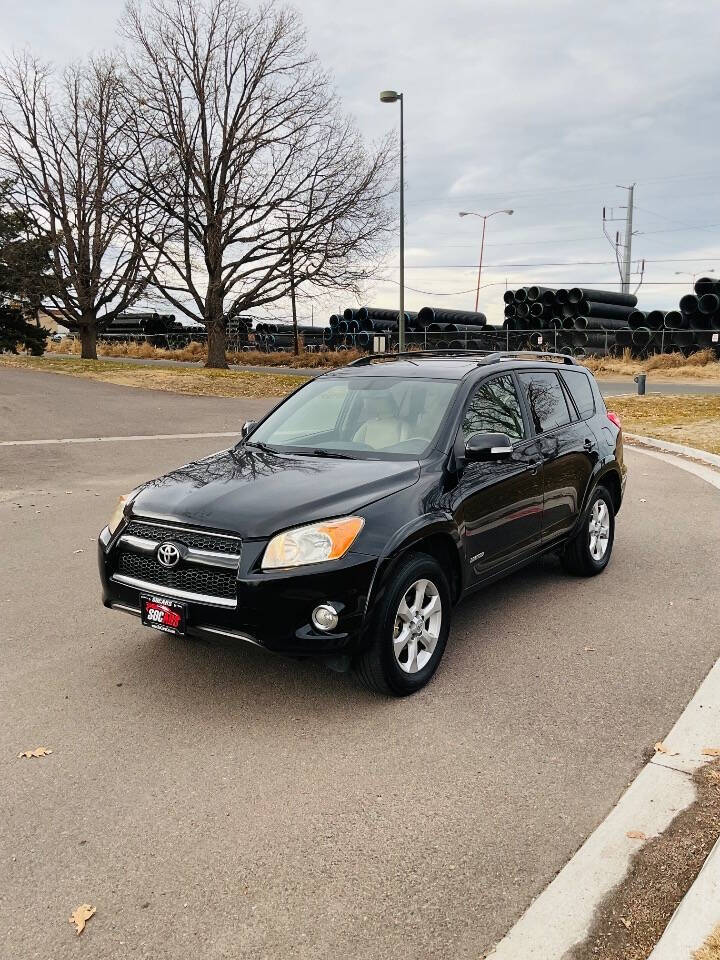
[98,526,378,658]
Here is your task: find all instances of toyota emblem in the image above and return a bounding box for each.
[157,542,181,569]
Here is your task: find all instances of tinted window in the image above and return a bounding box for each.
[462,375,525,442]
[517,371,571,434]
[561,370,595,419]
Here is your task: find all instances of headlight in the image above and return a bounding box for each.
[262,516,364,570]
[107,493,131,535]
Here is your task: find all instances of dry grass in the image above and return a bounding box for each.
[609,394,720,455]
[46,339,720,378]
[583,348,720,380]
[0,355,309,399]
[695,924,720,960]
[569,760,720,960]
[46,337,361,369]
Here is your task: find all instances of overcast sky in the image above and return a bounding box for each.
[2,0,720,326]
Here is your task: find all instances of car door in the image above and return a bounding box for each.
[515,369,596,544]
[457,373,543,583]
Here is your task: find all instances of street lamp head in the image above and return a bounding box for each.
[458,211,471,217]
[380,90,401,103]
[505,209,514,215]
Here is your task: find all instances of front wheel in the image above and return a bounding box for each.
[561,485,615,576]
[353,552,452,696]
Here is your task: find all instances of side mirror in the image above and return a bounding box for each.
[241,420,257,439]
[465,432,513,462]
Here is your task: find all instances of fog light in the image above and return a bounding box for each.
[312,604,339,632]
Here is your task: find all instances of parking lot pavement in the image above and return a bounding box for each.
[2,371,720,959]
[0,367,274,443]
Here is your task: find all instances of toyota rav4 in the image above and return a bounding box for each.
[98,351,626,695]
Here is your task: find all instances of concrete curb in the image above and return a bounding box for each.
[488,443,720,959]
[625,433,720,471]
[648,836,720,959]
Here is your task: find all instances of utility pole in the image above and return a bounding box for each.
[621,183,635,294]
[286,212,299,356]
[603,183,636,293]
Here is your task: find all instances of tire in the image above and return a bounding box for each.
[353,552,452,696]
[561,485,615,576]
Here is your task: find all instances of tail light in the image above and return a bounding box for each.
[607,412,622,429]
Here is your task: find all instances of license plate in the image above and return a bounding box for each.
[141,595,187,636]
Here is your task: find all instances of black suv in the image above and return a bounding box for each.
[99,351,626,695]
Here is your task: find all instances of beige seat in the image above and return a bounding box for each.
[353,394,407,450]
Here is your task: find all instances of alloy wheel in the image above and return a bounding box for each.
[588,499,610,561]
[392,578,443,674]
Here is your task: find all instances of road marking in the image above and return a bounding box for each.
[0,431,240,447]
[488,444,720,959]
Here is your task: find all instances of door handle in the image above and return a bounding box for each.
[529,459,542,475]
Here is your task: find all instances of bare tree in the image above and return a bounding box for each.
[122,0,395,368]
[0,53,157,358]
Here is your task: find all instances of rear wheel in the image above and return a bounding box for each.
[353,553,451,696]
[561,485,615,576]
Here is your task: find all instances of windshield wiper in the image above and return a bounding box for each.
[291,448,356,460]
[245,440,275,453]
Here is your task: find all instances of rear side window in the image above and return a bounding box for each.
[561,370,596,419]
[462,374,525,442]
[517,371,571,434]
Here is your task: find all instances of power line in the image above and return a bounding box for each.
[390,257,720,269]
[376,277,699,296]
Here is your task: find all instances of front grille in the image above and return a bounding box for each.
[125,521,241,555]
[117,552,237,600]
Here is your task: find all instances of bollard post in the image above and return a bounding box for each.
[634,373,647,395]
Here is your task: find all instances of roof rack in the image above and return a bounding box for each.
[346,349,577,367]
[480,350,578,366]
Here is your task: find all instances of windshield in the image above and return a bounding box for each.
[247,375,459,458]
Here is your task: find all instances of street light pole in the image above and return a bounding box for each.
[286,212,299,356]
[459,208,514,312]
[475,217,488,313]
[380,90,405,351]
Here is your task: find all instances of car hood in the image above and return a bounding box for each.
[130,445,420,539]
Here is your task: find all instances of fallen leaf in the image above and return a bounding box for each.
[73,549,84,554]
[639,498,647,503]
[654,741,678,756]
[626,830,647,840]
[69,904,95,935]
[17,747,53,759]
[620,917,632,929]
[584,646,595,652]
[702,748,720,757]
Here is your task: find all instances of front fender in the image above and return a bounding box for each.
[363,512,463,622]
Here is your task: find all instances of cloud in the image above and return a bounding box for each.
[2,0,720,323]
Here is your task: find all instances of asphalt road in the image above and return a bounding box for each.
[50,352,720,394]
[2,368,720,960]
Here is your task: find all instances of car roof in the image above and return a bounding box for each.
[327,351,585,382]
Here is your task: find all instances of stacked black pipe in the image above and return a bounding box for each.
[662,277,720,355]
[99,312,207,349]
[503,287,640,357]
[322,304,498,352]
[253,321,327,352]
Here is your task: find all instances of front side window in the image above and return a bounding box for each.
[517,371,571,434]
[462,375,525,443]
